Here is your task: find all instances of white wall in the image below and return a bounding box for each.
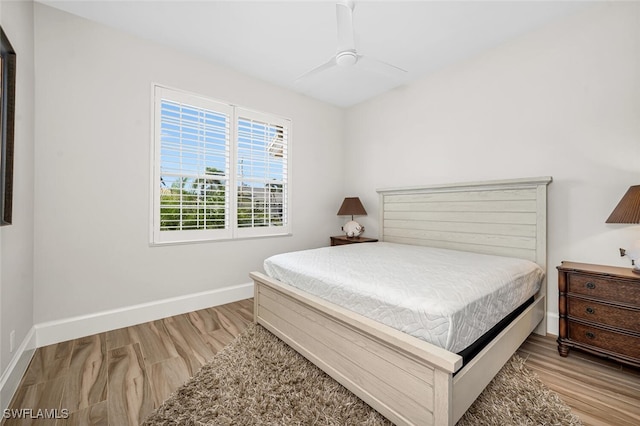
[0,0,36,408]
[344,2,640,333]
[33,4,345,327]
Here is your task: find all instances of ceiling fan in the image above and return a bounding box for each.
[296,0,407,83]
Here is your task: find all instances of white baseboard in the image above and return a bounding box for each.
[0,328,37,412]
[546,311,559,336]
[35,282,254,347]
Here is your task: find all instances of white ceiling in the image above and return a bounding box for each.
[39,0,592,107]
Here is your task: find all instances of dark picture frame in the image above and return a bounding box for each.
[0,25,16,226]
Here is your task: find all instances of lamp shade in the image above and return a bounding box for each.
[606,185,640,223]
[337,197,367,216]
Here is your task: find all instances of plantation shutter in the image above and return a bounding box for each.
[153,87,233,243]
[235,109,290,237]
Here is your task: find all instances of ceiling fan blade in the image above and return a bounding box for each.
[295,57,337,83]
[357,55,408,78]
[336,1,355,53]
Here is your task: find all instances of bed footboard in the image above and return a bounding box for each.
[251,271,545,426]
[252,271,462,426]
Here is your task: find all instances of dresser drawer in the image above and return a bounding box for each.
[568,322,640,360]
[567,273,640,306]
[568,297,640,334]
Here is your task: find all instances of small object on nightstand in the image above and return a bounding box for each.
[330,235,378,246]
[557,261,640,368]
[619,246,640,275]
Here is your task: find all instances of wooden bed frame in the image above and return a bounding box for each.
[251,176,552,426]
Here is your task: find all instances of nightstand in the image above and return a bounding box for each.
[330,235,378,246]
[557,261,640,367]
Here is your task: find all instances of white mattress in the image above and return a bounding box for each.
[263,242,544,353]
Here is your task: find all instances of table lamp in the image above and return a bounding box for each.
[606,185,640,274]
[337,197,367,238]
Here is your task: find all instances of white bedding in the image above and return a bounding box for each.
[263,242,544,353]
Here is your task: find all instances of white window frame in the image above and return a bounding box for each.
[151,85,291,244]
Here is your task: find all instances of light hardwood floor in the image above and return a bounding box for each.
[517,333,640,426]
[4,299,639,426]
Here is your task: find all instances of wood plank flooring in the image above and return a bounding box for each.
[516,334,640,426]
[4,299,639,426]
[4,299,253,426]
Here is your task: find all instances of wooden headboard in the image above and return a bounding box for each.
[377,176,552,269]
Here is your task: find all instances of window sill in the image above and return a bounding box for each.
[149,232,293,247]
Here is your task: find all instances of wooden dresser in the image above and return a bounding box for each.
[557,261,640,367]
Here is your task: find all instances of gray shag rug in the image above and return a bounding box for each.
[143,323,582,425]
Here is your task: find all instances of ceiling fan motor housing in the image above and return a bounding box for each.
[336,50,358,66]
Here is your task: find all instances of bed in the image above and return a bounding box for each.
[250,176,552,426]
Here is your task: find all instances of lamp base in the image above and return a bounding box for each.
[618,246,640,274]
[342,220,364,238]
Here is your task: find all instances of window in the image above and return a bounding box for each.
[152,86,290,244]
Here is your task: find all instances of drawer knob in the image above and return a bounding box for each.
[586,282,596,290]
[586,331,596,339]
[586,307,595,314]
